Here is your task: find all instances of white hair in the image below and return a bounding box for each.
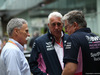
[48,11,63,23]
[7,18,28,36]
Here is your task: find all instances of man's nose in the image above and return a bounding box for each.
[55,24,59,29]
[27,33,30,37]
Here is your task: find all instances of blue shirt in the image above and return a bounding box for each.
[0,57,6,75]
[1,38,31,75]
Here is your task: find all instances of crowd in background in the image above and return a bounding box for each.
[0,36,8,54]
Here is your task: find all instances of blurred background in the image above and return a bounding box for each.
[0,0,100,52]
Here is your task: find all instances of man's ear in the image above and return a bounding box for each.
[73,22,78,27]
[73,22,79,30]
[48,23,49,26]
[13,28,19,35]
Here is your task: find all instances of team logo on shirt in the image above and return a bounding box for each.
[46,42,54,51]
[86,35,100,49]
[32,42,36,48]
[86,35,100,61]
[86,35,100,42]
[64,40,67,43]
[90,52,100,61]
[65,42,71,49]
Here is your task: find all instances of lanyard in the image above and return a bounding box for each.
[8,40,17,46]
[55,40,63,48]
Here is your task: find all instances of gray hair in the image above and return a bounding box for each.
[7,18,28,36]
[48,11,63,23]
[63,10,87,28]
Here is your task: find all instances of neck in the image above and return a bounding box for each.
[10,36,23,46]
[10,36,17,41]
[55,35,61,43]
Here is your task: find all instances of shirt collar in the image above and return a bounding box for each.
[75,28,91,33]
[9,38,24,52]
[48,30,64,45]
[61,31,64,38]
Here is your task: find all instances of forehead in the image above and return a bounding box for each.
[50,16,62,22]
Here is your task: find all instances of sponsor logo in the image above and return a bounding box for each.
[46,42,54,51]
[65,42,71,49]
[86,35,100,42]
[90,52,100,61]
[86,35,100,49]
[64,40,67,43]
[32,42,36,48]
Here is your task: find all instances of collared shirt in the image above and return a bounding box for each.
[1,38,31,75]
[29,30,69,75]
[54,32,64,69]
[0,57,6,75]
[63,28,100,74]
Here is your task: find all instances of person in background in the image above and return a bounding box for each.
[62,10,100,75]
[0,38,2,54]
[0,37,8,54]
[29,31,39,48]
[29,11,68,75]
[1,18,31,75]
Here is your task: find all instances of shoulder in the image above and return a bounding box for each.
[69,32,81,38]
[35,33,48,41]
[67,32,87,44]
[64,33,69,38]
[2,42,19,51]
[66,33,79,42]
[1,42,21,58]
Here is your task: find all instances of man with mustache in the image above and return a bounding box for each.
[1,18,31,75]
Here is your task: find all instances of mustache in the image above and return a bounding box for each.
[26,36,30,40]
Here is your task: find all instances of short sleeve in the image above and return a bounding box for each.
[63,35,80,64]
